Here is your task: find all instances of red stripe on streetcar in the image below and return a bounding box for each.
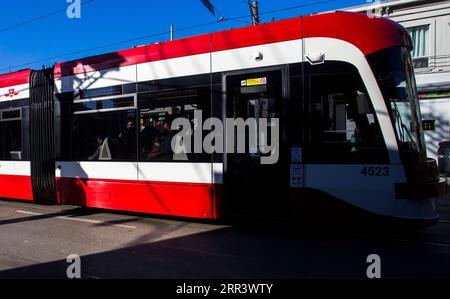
[56,177,219,219]
[0,69,31,89]
[303,12,409,56]
[0,174,33,201]
[210,17,301,52]
[54,34,213,78]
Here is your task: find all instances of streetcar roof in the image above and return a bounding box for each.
[0,69,31,89]
[0,12,408,85]
[54,12,408,78]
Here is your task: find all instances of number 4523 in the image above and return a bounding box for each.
[361,167,389,176]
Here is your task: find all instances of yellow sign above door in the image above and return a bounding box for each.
[241,77,267,87]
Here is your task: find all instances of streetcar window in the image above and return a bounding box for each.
[71,109,137,161]
[305,64,388,164]
[0,119,22,161]
[138,86,211,162]
[78,83,136,99]
[367,47,425,159]
[1,109,21,120]
[79,85,122,99]
[73,96,135,113]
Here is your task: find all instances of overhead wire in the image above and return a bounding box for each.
[0,0,95,34]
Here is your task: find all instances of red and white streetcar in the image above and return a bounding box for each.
[0,12,445,227]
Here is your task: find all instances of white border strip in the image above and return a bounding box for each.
[212,39,302,73]
[56,161,138,181]
[0,83,29,102]
[56,39,303,93]
[137,53,211,83]
[0,161,31,176]
[55,64,137,93]
[56,161,223,184]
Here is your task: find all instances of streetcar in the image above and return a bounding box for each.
[0,12,446,228]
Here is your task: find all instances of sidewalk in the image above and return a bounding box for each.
[439,177,450,209]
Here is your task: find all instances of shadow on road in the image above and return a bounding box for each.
[1,223,450,279]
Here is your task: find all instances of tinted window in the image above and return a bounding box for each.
[305,63,388,164]
[73,96,135,113]
[79,83,136,99]
[71,109,137,161]
[139,86,211,162]
[2,110,20,120]
[367,47,425,158]
[0,109,22,160]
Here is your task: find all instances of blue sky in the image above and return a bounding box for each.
[0,0,368,74]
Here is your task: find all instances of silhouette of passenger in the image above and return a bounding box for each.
[159,119,173,159]
[88,135,105,160]
[140,118,158,158]
[148,136,162,159]
[118,120,136,159]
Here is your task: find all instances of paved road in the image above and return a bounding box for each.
[0,194,450,279]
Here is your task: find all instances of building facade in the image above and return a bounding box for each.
[344,0,450,160]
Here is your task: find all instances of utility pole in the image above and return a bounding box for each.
[248,0,260,25]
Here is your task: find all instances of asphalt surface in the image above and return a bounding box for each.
[0,190,450,279]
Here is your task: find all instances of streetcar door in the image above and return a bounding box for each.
[302,61,392,219]
[223,68,289,218]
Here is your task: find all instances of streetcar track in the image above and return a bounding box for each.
[3,200,450,249]
[391,238,450,248]
[16,210,137,229]
[337,233,450,249]
[0,199,225,230]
